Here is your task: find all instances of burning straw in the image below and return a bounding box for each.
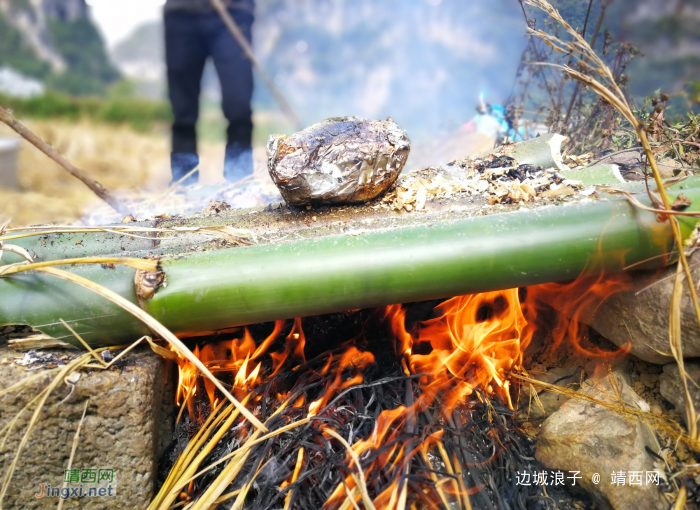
[522,1,700,504]
[1,236,693,508]
[3,4,698,507]
[155,319,544,510]
[152,274,695,509]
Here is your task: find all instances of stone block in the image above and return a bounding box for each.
[536,373,667,510]
[0,345,175,509]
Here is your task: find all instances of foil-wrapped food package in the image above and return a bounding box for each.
[267,117,410,206]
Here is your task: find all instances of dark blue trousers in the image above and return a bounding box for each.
[165,8,254,182]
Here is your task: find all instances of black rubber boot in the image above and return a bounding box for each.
[223,143,254,183]
[170,152,200,186]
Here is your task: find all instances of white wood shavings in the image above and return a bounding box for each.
[379,154,586,212]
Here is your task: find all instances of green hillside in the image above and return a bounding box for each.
[0,5,119,96]
[0,11,52,80]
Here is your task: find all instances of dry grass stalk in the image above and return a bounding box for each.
[512,373,695,448]
[187,416,312,484]
[0,224,256,246]
[0,372,53,400]
[596,185,700,218]
[525,0,700,448]
[453,452,473,510]
[229,459,267,510]
[674,484,688,510]
[0,118,168,226]
[340,481,362,510]
[670,265,698,436]
[190,431,257,508]
[4,253,266,433]
[0,256,157,277]
[0,352,93,504]
[59,320,177,372]
[436,441,469,510]
[283,448,305,510]
[186,399,302,510]
[0,249,267,432]
[324,428,378,510]
[419,448,452,510]
[0,232,274,507]
[0,390,48,452]
[151,403,230,509]
[31,266,267,432]
[0,303,219,508]
[56,400,89,510]
[0,328,214,508]
[153,400,245,509]
[149,401,312,510]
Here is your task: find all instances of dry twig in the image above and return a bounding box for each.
[0,105,131,216]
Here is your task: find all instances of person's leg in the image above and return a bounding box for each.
[206,9,255,182]
[164,10,208,184]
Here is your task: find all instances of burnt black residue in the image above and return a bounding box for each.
[155,316,589,509]
[154,301,594,509]
[481,155,518,169]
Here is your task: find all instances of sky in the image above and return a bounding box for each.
[86,0,165,48]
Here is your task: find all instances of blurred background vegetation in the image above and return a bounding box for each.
[0,87,171,131]
[0,0,697,226]
[1,0,696,140]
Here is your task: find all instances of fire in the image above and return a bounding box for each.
[168,273,629,508]
[308,347,375,416]
[270,318,306,376]
[527,272,631,358]
[175,289,538,416]
[172,320,288,416]
[321,277,628,509]
[175,345,200,419]
[398,288,534,410]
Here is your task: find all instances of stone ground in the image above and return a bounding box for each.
[0,345,176,509]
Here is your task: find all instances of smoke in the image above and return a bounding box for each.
[252,0,527,142]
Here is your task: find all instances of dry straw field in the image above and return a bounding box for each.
[0,118,279,226]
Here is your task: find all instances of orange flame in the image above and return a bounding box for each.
[171,271,629,508]
[323,275,628,509]
[387,289,533,411]
[308,347,375,416]
[270,318,306,376]
[172,320,289,417]
[526,272,631,358]
[173,273,628,419]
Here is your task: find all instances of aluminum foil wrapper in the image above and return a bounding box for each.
[267,117,410,206]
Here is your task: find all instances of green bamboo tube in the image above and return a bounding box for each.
[1,188,699,348]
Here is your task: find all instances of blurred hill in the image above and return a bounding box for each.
[112,22,165,99]
[547,0,698,101]
[610,0,699,97]
[0,0,119,95]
